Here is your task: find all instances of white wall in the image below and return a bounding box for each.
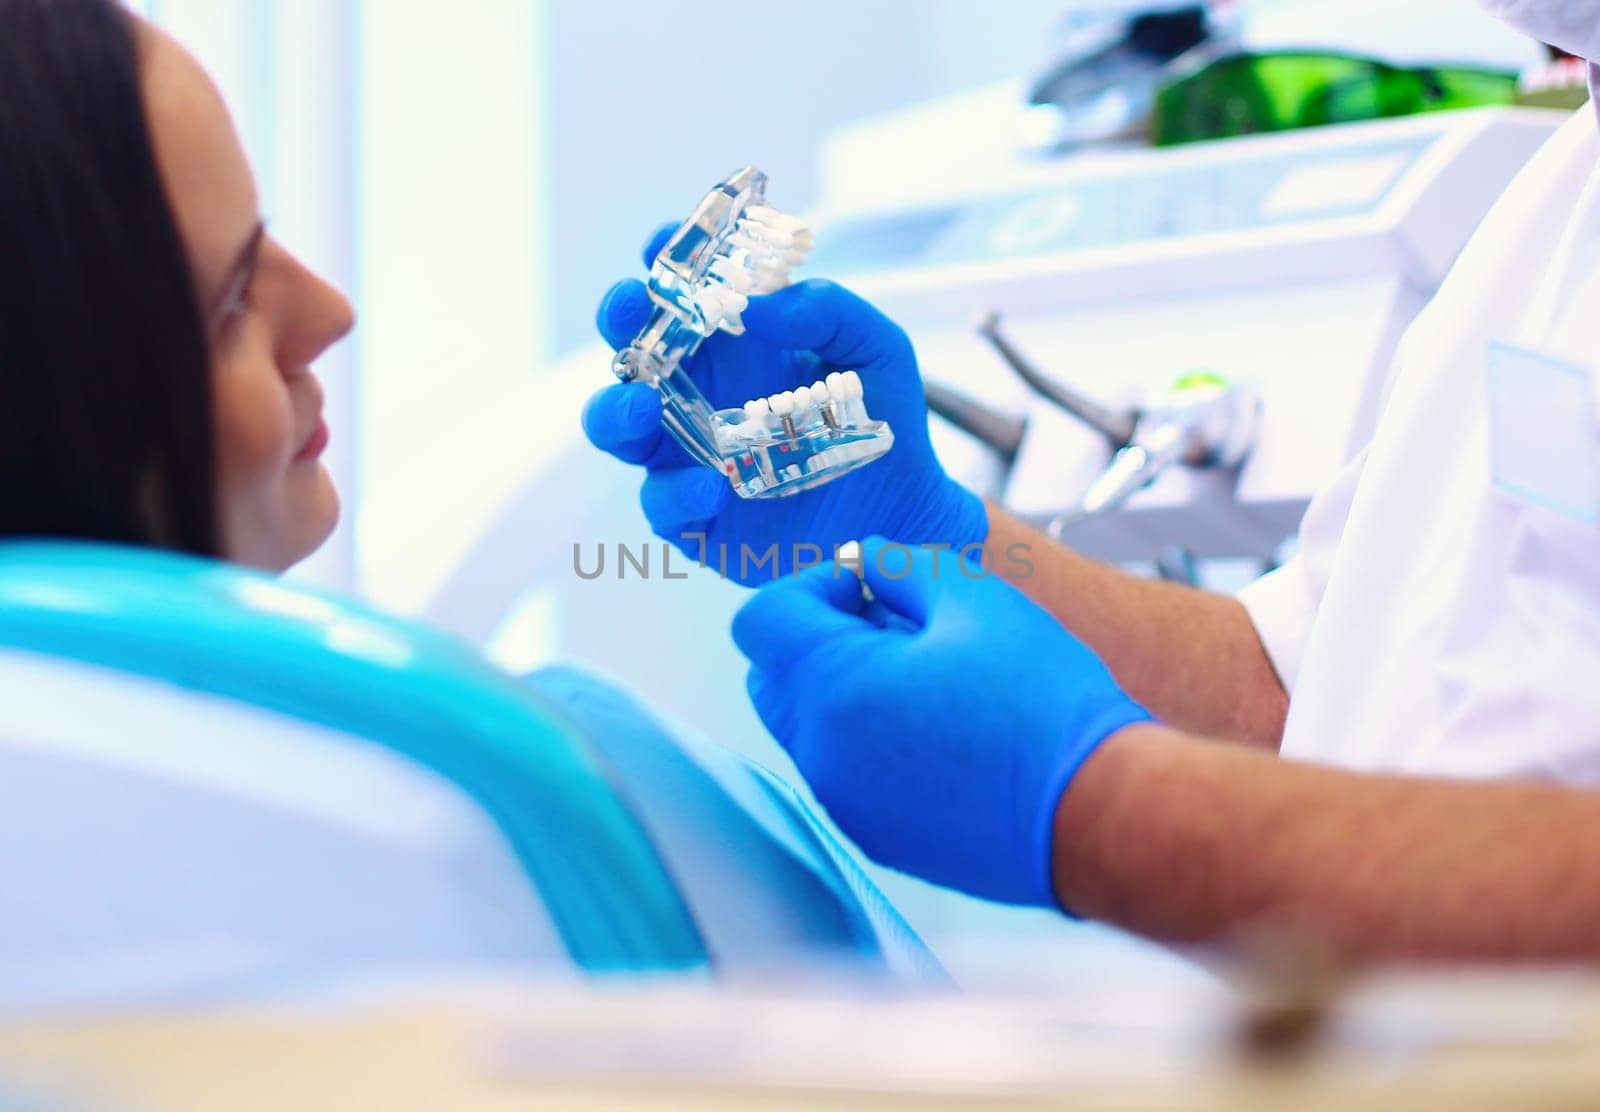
[354,0,551,599]
[544,0,1070,355]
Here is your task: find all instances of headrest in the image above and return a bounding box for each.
[0,540,706,973]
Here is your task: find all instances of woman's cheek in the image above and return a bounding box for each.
[214,360,294,495]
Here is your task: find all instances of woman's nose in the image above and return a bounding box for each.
[278,245,355,370]
[317,282,356,352]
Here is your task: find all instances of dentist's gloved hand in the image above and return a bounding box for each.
[732,538,1153,908]
[583,225,986,585]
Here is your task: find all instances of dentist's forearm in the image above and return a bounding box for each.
[982,505,1287,749]
[1054,724,1600,960]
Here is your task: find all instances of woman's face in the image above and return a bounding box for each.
[138,21,354,571]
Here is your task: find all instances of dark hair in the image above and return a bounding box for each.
[0,0,219,555]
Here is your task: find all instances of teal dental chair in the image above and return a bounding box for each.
[0,543,937,1013]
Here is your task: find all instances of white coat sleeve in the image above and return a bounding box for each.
[1236,444,1369,693]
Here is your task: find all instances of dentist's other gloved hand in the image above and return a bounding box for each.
[583,225,986,584]
[732,538,1153,908]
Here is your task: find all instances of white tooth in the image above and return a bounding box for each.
[825,371,846,400]
[810,379,828,400]
[770,391,795,417]
[739,220,795,249]
[710,257,753,293]
[844,370,864,399]
[793,385,813,410]
[744,397,770,419]
[837,540,862,565]
[696,287,725,323]
[705,286,747,323]
[745,204,778,224]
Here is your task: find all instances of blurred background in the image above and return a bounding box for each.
[125,0,1564,978]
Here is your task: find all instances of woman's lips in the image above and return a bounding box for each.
[295,414,329,461]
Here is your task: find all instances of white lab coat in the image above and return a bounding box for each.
[1239,102,1600,778]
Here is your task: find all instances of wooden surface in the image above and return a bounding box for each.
[6,973,1600,1110]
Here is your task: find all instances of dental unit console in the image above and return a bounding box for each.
[612,167,894,499]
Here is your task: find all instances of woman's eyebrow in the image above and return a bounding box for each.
[209,220,266,321]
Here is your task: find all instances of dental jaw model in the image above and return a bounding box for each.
[612,167,894,499]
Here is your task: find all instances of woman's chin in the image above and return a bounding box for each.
[222,466,343,573]
[271,466,342,572]
[299,466,342,557]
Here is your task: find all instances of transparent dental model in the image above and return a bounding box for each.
[612,167,894,499]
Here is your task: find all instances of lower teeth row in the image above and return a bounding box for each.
[722,371,871,441]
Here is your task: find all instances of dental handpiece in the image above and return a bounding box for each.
[612,167,895,500]
[973,314,1258,535]
[1049,374,1261,536]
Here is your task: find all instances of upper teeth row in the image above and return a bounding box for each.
[719,206,812,291]
[696,282,749,323]
[697,203,813,331]
[742,205,814,248]
[710,249,794,294]
[742,371,864,420]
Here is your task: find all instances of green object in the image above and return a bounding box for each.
[1153,51,1519,146]
[1172,369,1229,392]
[1517,86,1592,111]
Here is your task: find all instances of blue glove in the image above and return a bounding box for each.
[583,225,986,585]
[731,538,1153,908]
